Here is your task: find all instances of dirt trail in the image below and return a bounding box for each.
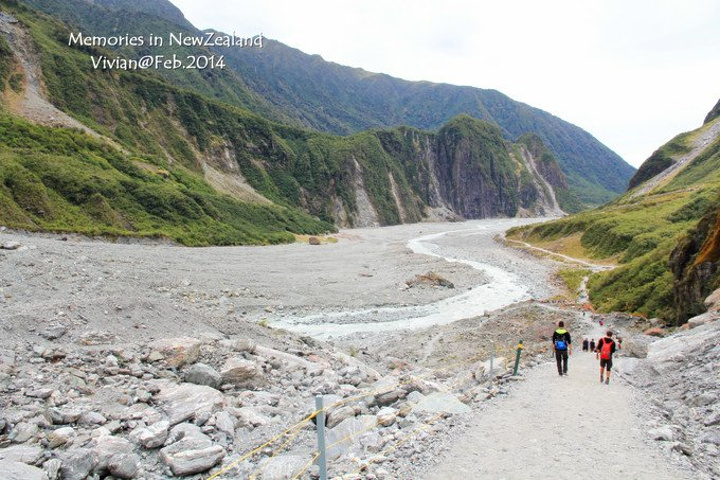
[422,321,694,479]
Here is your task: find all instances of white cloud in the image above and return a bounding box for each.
[171,0,720,167]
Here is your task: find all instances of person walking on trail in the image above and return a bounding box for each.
[589,339,596,356]
[596,331,617,384]
[582,338,589,352]
[552,321,572,376]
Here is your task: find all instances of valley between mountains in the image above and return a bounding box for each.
[1,219,717,479]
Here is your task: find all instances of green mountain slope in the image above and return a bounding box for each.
[24,0,635,208]
[0,2,567,244]
[508,101,720,323]
[216,39,634,207]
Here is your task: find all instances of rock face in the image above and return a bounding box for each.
[669,203,720,324]
[629,319,720,479]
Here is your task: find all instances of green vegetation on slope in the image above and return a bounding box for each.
[23,0,635,208]
[508,116,720,322]
[0,114,332,245]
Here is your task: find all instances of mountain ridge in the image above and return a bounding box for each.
[0,2,567,244]
[24,0,635,208]
[509,99,720,323]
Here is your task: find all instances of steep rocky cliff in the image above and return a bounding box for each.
[670,200,720,323]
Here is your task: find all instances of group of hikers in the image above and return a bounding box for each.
[551,321,620,384]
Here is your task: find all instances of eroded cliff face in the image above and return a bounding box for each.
[323,117,565,227]
[670,201,720,323]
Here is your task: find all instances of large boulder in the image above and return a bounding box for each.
[129,420,169,449]
[184,363,221,389]
[90,435,135,472]
[0,445,44,465]
[687,311,719,328]
[147,338,201,367]
[156,383,224,425]
[622,334,658,358]
[220,358,262,387]
[160,436,225,476]
[0,461,46,480]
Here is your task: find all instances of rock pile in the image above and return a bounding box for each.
[620,289,720,479]
[0,330,521,479]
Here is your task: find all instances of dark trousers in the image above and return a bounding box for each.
[555,349,568,374]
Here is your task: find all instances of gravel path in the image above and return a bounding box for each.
[423,321,694,480]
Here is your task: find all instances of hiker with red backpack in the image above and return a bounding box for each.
[596,331,616,384]
[552,321,572,376]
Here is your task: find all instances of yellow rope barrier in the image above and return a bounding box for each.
[210,338,521,479]
[206,409,320,480]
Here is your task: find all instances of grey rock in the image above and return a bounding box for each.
[108,453,141,479]
[0,445,44,465]
[156,383,224,425]
[147,337,201,367]
[688,311,719,328]
[58,448,96,480]
[230,338,256,353]
[623,334,658,358]
[43,458,62,480]
[9,422,38,443]
[130,420,169,449]
[258,454,309,480]
[185,363,221,389]
[166,423,207,445]
[160,437,224,476]
[700,430,720,445]
[326,405,355,429]
[40,324,67,340]
[326,415,377,460]
[78,411,107,425]
[234,407,269,428]
[47,407,82,425]
[90,435,134,471]
[47,426,76,448]
[1,241,22,250]
[376,407,397,427]
[0,460,45,480]
[705,412,720,427]
[78,331,117,346]
[213,411,236,436]
[406,391,425,404]
[25,388,54,399]
[649,426,675,441]
[692,392,716,407]
[474,357,507,381]
[220,357,260,386]
[414,392,471,414]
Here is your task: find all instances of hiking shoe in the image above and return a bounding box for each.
[605,378,610,385]
[600,377,603,383]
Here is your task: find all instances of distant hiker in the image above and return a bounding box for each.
[617,337,623,350]
[552,321,572,376]
[596,331,616,384]
[582,338,589,352]
[589,339,596,352]
[599,320,604,327]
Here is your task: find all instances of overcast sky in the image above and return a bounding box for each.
[171,0,719,168]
